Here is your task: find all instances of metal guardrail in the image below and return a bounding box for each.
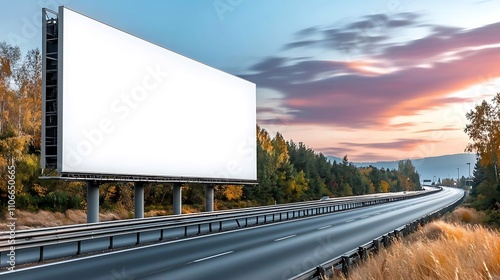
[291,187,464,280]
[0,189,439,268]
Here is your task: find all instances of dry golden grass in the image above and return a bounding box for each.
[0,205,207,230]
[444,207,487,225]
[181,205,203,214]
[1,209,123,230]
[144,209,167,217]
[339,220,500,280]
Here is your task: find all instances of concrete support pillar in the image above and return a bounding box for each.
[87,181,100,223]
[134,182,144,219]
[205,185,214,212]
[173,183,182,215]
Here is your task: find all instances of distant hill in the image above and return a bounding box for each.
[326,153,477,182]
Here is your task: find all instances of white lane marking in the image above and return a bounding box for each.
[361,215,370,219]
[274,234,296,242]
[318,225,332,230]
[190,251,233,263]
[345,219,355,223]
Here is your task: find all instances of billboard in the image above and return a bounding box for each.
[44,7,256,182]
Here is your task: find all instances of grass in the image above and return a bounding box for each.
[0,209,125,230]
[444,207,487,224]
[337,208,500,280]
[0,205,206,230]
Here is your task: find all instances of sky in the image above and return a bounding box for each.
[1,0,500,162]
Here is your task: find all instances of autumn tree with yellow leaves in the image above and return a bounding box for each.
[464,93,500,225]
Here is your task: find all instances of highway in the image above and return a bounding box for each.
[0,187,463,280]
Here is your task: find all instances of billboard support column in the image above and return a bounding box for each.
[205,185,215,212]
[134,182,144,218]
[87,181,99,223]
[173,183,182,215]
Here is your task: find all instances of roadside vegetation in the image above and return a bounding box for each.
[463,92,500,227]
[336,207,500,280]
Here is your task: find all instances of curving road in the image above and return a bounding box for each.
[0,187,463,280]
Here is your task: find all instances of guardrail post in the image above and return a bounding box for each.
[418,217,423,227]
[394,230,400,240]
[39,246,44,262]
[341,256,350,276]
[383,234,390,247]
[373,239,380,253]
[358,246,367,261]
[173,183,182,215]
[77,240,82,255]
[134,182,145,219]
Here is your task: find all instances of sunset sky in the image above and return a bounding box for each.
[2,0,500,161]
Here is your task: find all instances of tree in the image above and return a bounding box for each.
[223,185,243,201]
[397,159,421,191]
[464,93,500,184]
[464,94,500,221]
[0,43,42,208]
[0,42,21,134]
[15,49,42,148]
[379,180,390,192]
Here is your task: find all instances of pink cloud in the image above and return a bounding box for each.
[244,16,500,129]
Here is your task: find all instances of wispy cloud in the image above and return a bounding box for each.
[338,139,438,151]
[413,127,459,133]
[242,14,500,129]
[316,138,440,161]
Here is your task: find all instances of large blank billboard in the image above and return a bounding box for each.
[56,7,256,182]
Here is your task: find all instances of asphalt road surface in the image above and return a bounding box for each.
[0,187,463,280]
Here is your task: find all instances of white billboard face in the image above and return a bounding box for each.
[59,7,256,181]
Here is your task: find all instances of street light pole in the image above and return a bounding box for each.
[457,168,460,187]
[467,162,471,178]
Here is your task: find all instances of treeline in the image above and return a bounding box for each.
[464,92,500,226]
[0,42,422,215]
[243,127,421,205]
